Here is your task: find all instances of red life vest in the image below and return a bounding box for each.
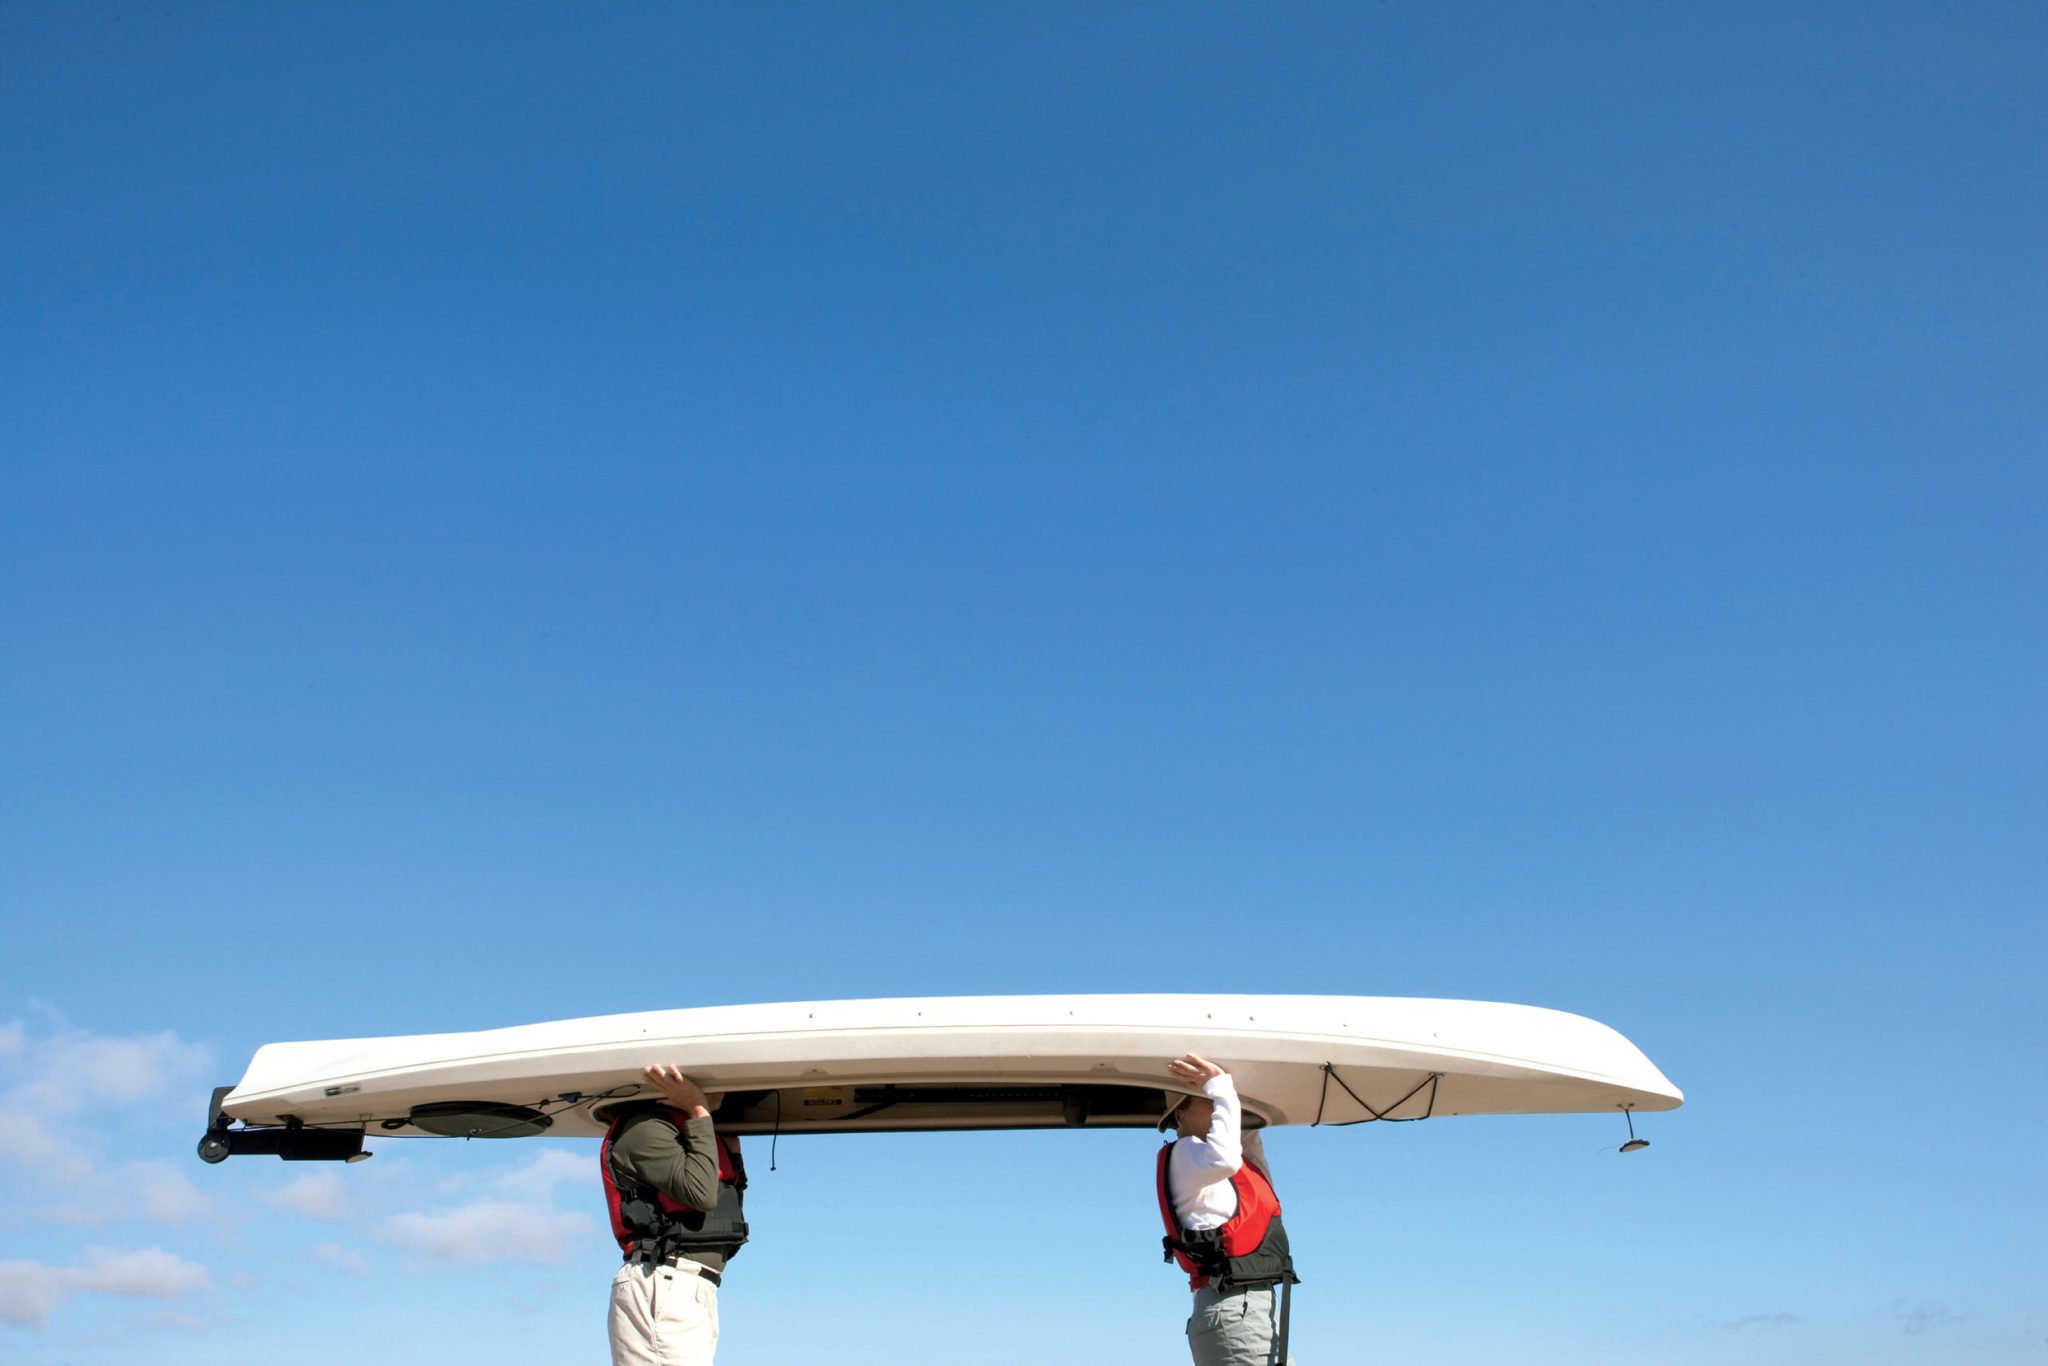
[1155,1142,1293,1291]
[601,1105,748,1260]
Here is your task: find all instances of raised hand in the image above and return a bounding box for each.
[642,1063,714,1115]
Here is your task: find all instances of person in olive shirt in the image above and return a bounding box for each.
[602,1064,749,1366]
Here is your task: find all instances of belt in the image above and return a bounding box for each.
[627,1253,721,1287]
[1212,1279,1279,1298]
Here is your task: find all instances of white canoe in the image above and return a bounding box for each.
[200,994,1681,1159]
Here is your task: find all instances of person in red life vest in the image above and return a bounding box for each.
[1157,1054,1298,1366]
[601,1064,749,1366]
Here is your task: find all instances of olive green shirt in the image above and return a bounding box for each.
[607,1110,732,1273]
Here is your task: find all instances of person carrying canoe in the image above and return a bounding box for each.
[600,1064,749,1366]
[1157,1053,1299,1366]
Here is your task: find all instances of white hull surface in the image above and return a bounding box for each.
[207,995,1681,1153]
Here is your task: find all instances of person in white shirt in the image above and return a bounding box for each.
[1157,1054,1297,1366]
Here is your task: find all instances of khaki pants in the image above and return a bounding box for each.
[1187,1284,1295,1366]
[609,1260,720,1366]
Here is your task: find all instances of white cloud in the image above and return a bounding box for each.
[495,1146,591,1196]
[127,1159,217,1225]
[310,1241,371,1277]
[4,1146,216,1226]
[6,1026,211,1115]
[75,1245,213,1299]
[381,1201,598,1264]
[433,1145,593,1199]
[0,1261,67,1329]
[260,1169,349,1219]
[0,1109,92,1181]
[0,1022,214,1208]
[0,1247,213,1330]
[31,1163,218,1228]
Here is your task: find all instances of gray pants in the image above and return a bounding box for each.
[1187,1284,1295,1366]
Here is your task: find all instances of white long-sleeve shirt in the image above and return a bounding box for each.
[1165,1072,1244,1231]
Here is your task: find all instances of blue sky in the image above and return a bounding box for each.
[2,2,2042,1361]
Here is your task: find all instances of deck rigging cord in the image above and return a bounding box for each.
[1310,1063,1442,1126]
